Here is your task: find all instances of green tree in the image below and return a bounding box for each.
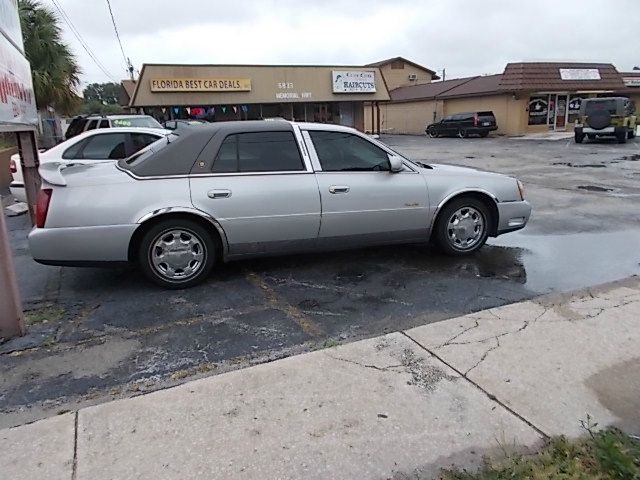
[79,100,123,115]
[19,0,81,115]
[83,82,121,105]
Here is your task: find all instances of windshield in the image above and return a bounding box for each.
[111,116,163,128]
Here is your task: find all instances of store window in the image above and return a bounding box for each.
[212,132,304,173]
[568,95,583,124]
[528,96,548,125]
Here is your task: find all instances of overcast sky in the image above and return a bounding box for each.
[40,0,640,88]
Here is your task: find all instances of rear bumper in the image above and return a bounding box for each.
[495,200,531,235]
[575,126,626,135]
[9,182,26,203]
[28,224,137,264]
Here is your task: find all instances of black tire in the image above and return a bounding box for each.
[433,197,491,256]
[138,218,216,289]
[479,131,489,138]
[617,131,627,144]
[457,128,467,139]
[427,126,438,138]
[628,128,636,139]
[574,131,585,144]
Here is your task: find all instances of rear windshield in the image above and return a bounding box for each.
[111,116,163,128]
[585,100,617,115]
[478,111,495,118]
[120,133,177,167]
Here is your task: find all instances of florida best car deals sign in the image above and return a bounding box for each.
[150,78,252,92]
[0,0,37,125]
[332,71,376,93]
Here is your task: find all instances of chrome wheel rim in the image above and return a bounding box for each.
[458,129,466,138]
[149,229,206,281]
[447,206,485,250]
[428,129,437,138]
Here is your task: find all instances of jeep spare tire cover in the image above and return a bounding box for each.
[587,110,611,130]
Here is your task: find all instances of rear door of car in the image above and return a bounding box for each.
[477,111,496,128]
[303,129,429,247]
[440,116,455,135]
[189,129,321,255]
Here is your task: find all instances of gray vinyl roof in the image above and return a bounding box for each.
[121,120,295,177]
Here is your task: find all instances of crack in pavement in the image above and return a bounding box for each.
[324,353,404,372]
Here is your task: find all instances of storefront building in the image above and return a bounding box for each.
[129,64,391,131]
[369,62,631,136]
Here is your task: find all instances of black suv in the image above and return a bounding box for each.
[426,111,497,138]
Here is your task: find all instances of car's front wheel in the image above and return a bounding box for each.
[617,131,627,144]
[574,131,585,143]
[427,127,438,138]
[433,197,491,256]
[628,128,636,139]
[138,219,216,288]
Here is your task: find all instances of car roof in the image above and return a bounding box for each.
[84,114,157,119]
[72,127,171,138]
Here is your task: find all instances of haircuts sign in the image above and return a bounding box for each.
[332,71,376,93]
[150,78,251,92]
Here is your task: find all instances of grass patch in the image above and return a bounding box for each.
[25,305,66,325]
[441,421,640,479]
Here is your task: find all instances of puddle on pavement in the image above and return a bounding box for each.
[577,185,613,192]
[489,230,640,293]
[585,358,640,433]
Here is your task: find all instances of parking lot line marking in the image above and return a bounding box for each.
[245,271,324,337]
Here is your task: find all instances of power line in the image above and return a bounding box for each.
[50,0,119,83]
[105,0,131,79]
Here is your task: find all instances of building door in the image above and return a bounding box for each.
[554,94,569,131]
[338,102,354,127]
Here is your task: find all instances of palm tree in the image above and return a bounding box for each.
[18,0,81,115]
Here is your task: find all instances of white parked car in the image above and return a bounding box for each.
[9,127,171,202]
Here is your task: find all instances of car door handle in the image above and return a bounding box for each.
[207,189,232,199]
[329,185,350,194]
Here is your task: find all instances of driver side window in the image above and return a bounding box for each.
[309,131,390,171]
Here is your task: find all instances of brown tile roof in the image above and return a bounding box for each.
[499,62,624,91]
[389,75,502,102]
[366,56,439,78]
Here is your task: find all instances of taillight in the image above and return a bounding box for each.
[9,158,17,174]
[473,114,479,127]
[35,189,52,228]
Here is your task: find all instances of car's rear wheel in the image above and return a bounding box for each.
[628,128,636,139]
[574,131,585,143]
[433,197,491,256]
[138,219,216,288]
[457,129,468,139]
[427,127,438,138]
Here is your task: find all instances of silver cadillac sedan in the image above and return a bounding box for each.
[29,121,531,288]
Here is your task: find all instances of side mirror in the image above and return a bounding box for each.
[389,155,403,172]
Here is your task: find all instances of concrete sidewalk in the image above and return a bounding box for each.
[2,277,639,480]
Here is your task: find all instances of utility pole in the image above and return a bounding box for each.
[127,57,135,81]
[0,187,25,338]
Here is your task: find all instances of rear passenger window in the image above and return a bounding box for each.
[85,119,98,131]
[80,133,128,159]
[212,132,304,173]
[98,119,110,128]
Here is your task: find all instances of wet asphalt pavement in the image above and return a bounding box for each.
[2,133,639,428]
